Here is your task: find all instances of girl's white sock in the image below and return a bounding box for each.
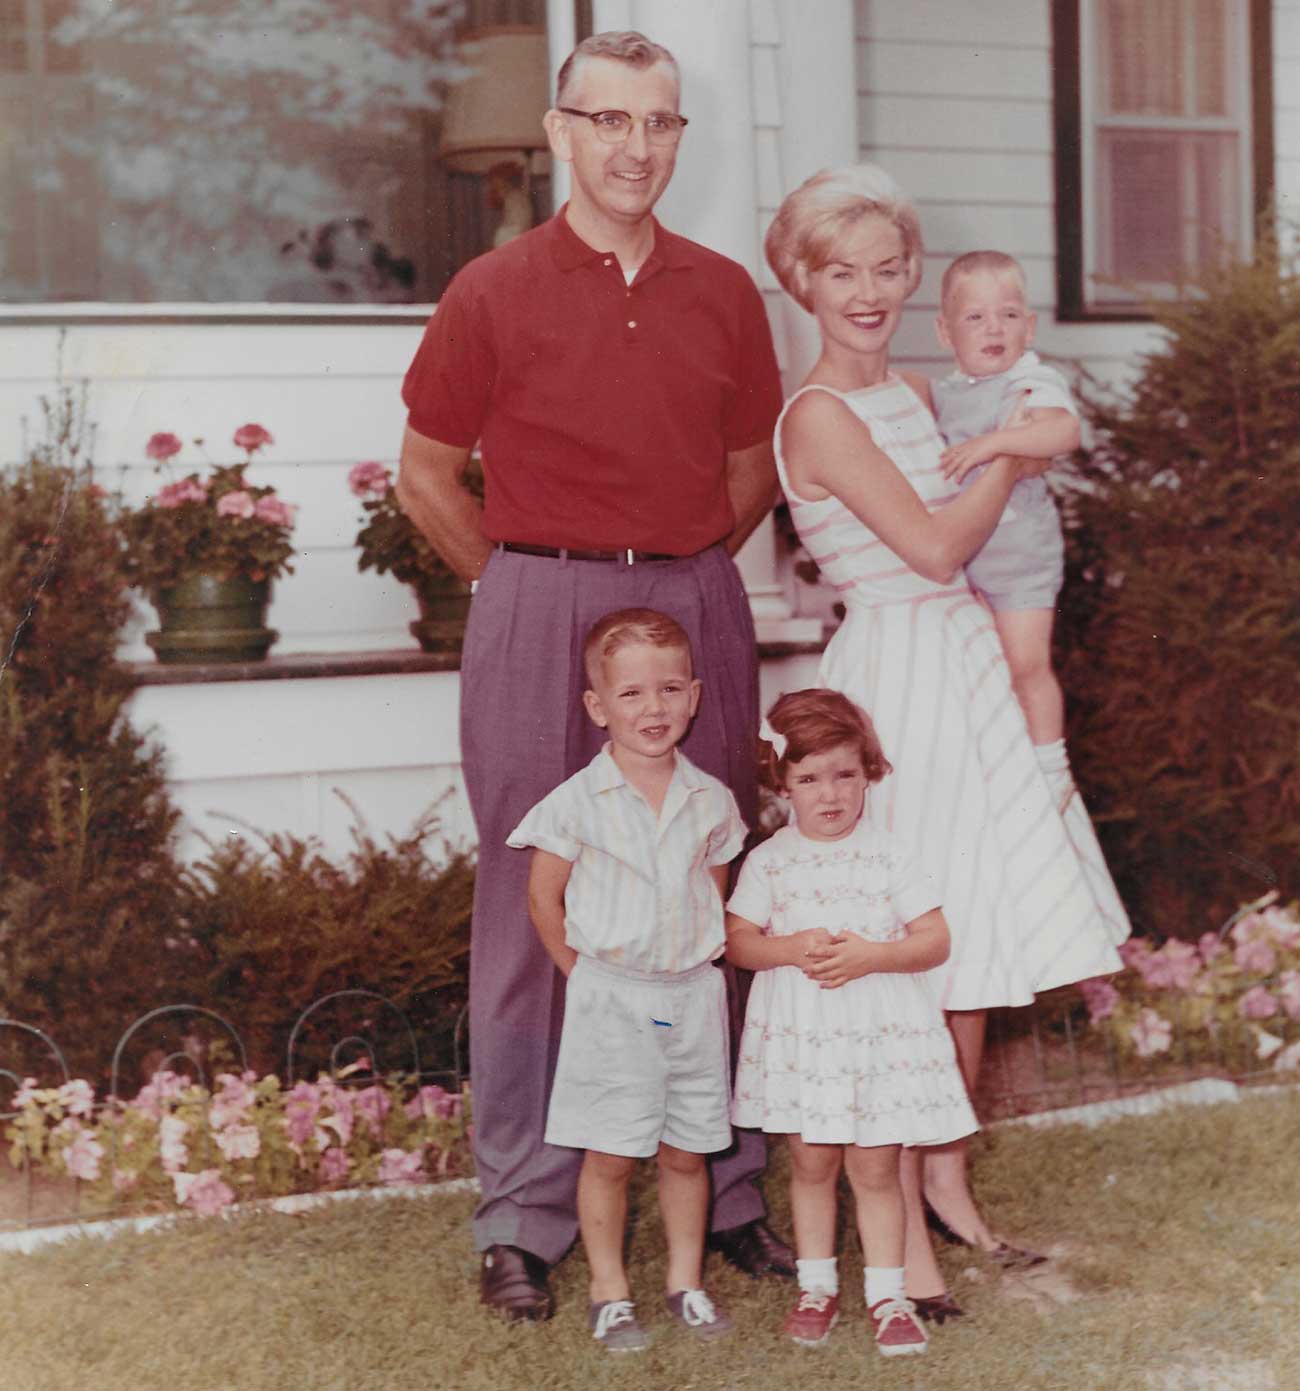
[864,1265,905,1307]
[796,1256,838,1295]
[1035,737,1076,810]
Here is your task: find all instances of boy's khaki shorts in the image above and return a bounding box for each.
[544,954,733,1158]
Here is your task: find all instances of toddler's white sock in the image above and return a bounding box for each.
[864,1266,905,1308]
[796,1257,838,1295]
[1035,736,1076,810]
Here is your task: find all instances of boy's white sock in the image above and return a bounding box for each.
[1035,737,1076,811]
[796,1257,838,1295]
[864,1266,905,1307]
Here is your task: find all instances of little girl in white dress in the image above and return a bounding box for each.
[726,689,975,1359]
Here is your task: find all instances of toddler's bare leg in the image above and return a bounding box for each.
[844,1143,905,1269]
[658,1142,709,1293]
[993,607,1064,744]
[579,1149,637,1301]
[787,1135,843,1259]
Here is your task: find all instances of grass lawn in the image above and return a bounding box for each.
[3,1089,1297,1391]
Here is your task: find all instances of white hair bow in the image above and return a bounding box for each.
[759,719,787,761]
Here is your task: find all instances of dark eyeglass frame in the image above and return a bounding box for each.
[557,107,690,144]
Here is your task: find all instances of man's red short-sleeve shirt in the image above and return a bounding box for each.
[401,211,783,555]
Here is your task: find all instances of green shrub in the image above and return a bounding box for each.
[0,387,190,1076]
[1058,232,1300,937]
[180,813,474,1077]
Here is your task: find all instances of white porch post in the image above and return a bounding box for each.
[585,0,819,640]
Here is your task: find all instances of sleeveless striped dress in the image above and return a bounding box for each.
[776,376,1129,1009]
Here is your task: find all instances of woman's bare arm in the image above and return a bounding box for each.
[780,389,1024,583]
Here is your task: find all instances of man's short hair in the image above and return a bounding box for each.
[939,250,1028,316]
[764,163,924,313]
[583,607,693,687]
[555,30,679,107]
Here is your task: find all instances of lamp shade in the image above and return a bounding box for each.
[439,26,550,176]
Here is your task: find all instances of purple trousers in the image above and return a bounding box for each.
[459,543,769,1263]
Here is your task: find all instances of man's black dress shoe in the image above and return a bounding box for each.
[480,1244,555,1321]
[707,1219,796,1278]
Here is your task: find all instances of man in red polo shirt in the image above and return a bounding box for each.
[397,29,791,1322]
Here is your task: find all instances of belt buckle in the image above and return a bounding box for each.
[624,548,636,566]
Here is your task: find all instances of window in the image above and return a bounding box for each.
[1053,0,1273,318]
[0,0,551,309]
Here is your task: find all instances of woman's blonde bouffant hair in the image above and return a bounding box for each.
[765,163,924,312]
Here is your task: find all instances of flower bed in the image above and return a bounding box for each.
[1080,894,1300,1074]
[6,1067,470,1220]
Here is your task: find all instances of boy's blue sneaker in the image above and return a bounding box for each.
[589,1299,649,1353]
[666,1288,733,1338]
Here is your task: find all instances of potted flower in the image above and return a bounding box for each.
[122,425,297,663]
[348,459,481,654]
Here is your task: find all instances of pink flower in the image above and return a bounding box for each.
[216,490,255,519]
[133,1070,187,1121]
[284,1081,322,1152]
[1143,939,1202,991]
[1118,938,1153,971]
[173,1169,236,1217]
[209,1073,256,1130]
[319,1147,350,1184]
[232,423,274,453]
[154,478,208,509]
[214,1122,261,1162]
[1198,931,1225,965]
[13,1077,42,1109]
[1130,1007,1172,1057]
[354,1084,391,1139]
[1234,938,1277,975]
[112,1168,138,1194]
[1078,977,1120,1024]
[58,1123,105,1182]
[377,1148,426,1186]
[1278,970,1300,1020]
[58,1079,96,1118]
[348,460,391,498]
[145,431,183,461]
[254,494,296,528]
[1263,907,1300,948]
[1239,985,1278,1020]
[319,1087,355,1148]
[159,1114,189,1174]
[1231,913,1268,947]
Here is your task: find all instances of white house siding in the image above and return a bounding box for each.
[856,0,1300,389]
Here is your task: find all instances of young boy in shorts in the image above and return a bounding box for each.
[507,607,745,1353]
[932,249,1081,804]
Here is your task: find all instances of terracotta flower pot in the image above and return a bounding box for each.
[409,574,472,654]
[146,574,277,664]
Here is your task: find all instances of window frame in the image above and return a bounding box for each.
[1052,0,1274,322]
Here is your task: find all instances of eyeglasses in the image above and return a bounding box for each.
[557,107,689,146]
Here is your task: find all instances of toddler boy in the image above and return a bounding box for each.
[933,250,1079,800]
[507,607,744,1353]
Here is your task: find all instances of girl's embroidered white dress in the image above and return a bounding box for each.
[775,378,1130,1011]
[729,821,976,1146]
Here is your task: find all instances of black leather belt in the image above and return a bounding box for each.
[499,541,681,565]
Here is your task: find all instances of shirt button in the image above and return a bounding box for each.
[627,320,637,328]
[603,258,613,267]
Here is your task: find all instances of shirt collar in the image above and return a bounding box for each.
[588,743,706,796]
[545,207,700,275]
[946,348,1040,389]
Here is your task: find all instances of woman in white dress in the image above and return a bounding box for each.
[763,164,1129,1314]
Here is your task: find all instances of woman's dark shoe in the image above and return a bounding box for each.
[706,1219,796,1278]
[923,1201,1046,1269]
[480,1244,555,1321]
[988,1241,1048,1271]
[911,1291,965,1324]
